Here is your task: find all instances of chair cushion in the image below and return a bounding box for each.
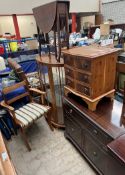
[15,102,50,127]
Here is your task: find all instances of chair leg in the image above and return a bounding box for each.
[45,110,54,131]
[20,128,31,151]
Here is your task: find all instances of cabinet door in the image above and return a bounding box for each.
[65,115,82,148]
[85,133,106,174]
[105,154,125,175]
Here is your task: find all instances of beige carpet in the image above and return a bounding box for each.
[7,117,96,175]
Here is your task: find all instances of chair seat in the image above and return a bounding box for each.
[15,103,50,127]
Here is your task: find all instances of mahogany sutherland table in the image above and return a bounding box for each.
[63,94,125,175]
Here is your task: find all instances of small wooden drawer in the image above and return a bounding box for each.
[86,121,112,145]
[75,72,91,84]
[64,54,74,66]
[76,83,91,97]
[65,116,82,147]
[65,67,74,78]
[75,57,91,71]
[85,133,106,174]
[65,77,75,89]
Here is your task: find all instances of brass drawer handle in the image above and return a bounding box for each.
[67,69,70,73]
[84,88,88,93]
[83,63,89,69]
[93,151,97,156]
[69,109,73,114]
[93,129,98,135]
[83,75,88,81]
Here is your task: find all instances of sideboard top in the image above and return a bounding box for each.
[62,46,120,59]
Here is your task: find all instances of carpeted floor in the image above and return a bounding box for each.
[7,117,96,175]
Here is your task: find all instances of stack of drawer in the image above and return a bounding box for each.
[63,46,118,99]
[64,97,125,175]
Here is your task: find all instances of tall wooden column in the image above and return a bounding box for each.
[12,14,21,40]
[72,13,76,33]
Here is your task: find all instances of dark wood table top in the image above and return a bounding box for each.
[108,134,125,164]
[64,94,125,139]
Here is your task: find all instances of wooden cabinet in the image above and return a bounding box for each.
[63,96,125,175]
[63,47,119,111]
[63,47,118,99]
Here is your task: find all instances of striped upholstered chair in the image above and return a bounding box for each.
[1,81,53,151]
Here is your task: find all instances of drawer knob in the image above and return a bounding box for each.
[67,69,70,73]
[83,75,88,80]
[84,88,88,92]
[93,129,98,135]
[69,109,73,114]
[83,63,88,68]
[93,151,97,156]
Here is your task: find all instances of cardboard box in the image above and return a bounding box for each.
[100,24,110,36]
[26,40,38,50]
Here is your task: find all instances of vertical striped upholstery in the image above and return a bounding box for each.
[15,103,50,127]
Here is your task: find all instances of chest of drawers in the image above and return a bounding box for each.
[63,95,125,175]
[63,46,118,99]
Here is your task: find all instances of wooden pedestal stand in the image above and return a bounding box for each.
[37,55,65,128]
[64,86,115,111]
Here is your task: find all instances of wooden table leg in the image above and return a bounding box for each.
[48,67,58,123]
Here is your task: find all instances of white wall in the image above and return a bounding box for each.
[81,16,95,29]
[17,16,37,37]
[70,0,99,13]
[0,0,99,14]
[0,15,37,37]
[0,16,15,35]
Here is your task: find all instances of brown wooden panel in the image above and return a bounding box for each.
[86,120,112,146]
[75,56,91,71]
[7,92,30,105]
[85,133,106,174]
[65,67,74,79]
[75,71,91,85]
[2,81,26,95]
[65,115,82,147]
[104,53,117,92]
[91,56,105,98]
[65,77,75,89]
[76,83,91,97]
[64,54,75,66]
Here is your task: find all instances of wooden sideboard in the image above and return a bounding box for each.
[63,94,125,175]
[63,46,119,111]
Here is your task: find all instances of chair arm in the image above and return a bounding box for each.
[29,88,46,95]
[0,101,14,112]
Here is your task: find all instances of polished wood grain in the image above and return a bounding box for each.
[108,134,125,164]
[63,46,118,99]
[64,94,125,139]
[62,46,119,59]
[64,95,125,174]
[63,46,119,111]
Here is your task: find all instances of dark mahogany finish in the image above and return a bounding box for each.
[63,94,125,175]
